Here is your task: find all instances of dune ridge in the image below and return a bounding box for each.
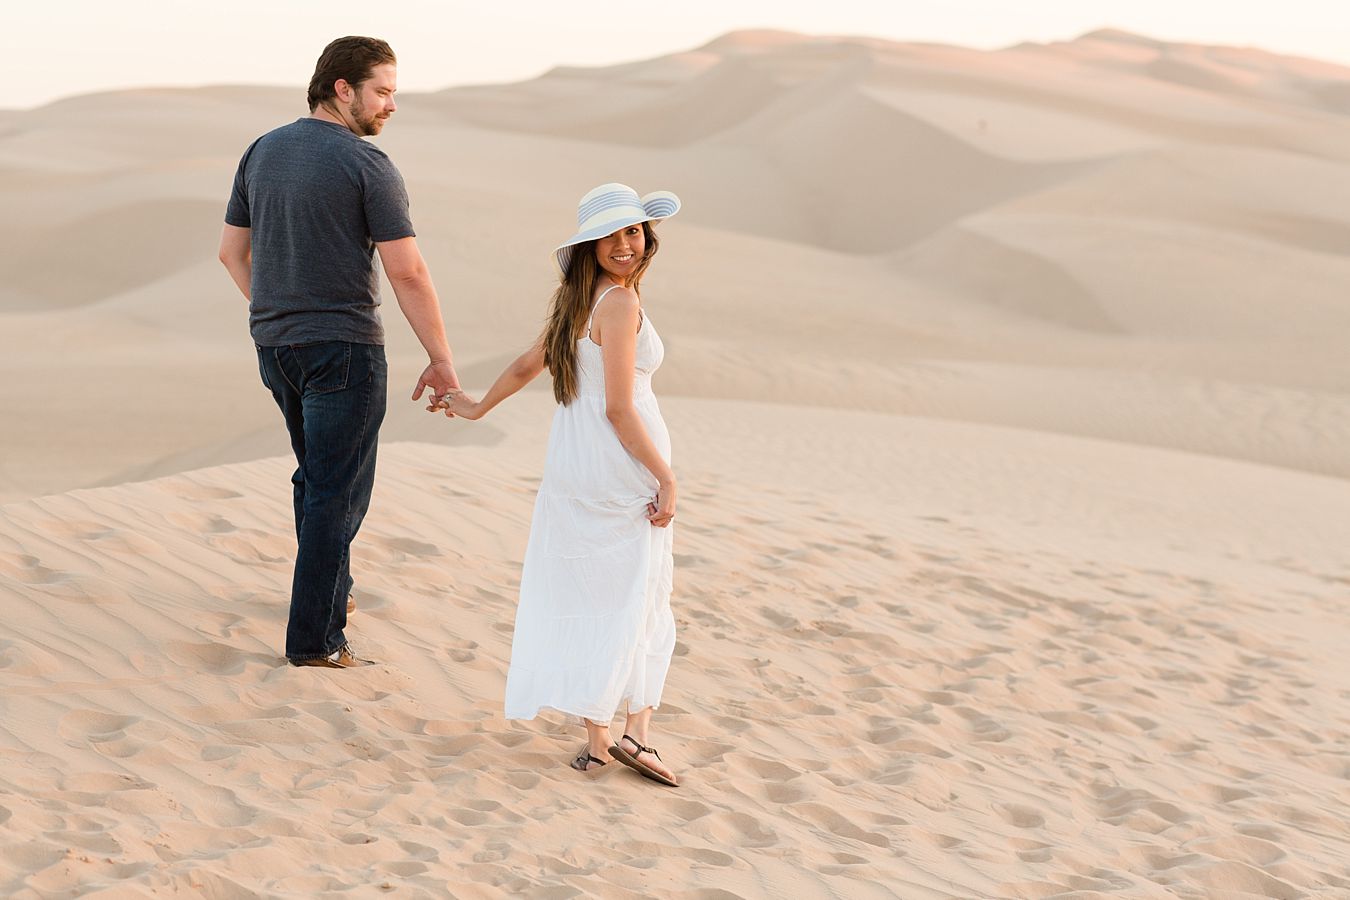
[2,29,1349,501]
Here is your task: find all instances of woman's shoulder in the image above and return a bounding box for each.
[593,284,639,315]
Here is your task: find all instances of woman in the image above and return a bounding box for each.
[436,183,681,787]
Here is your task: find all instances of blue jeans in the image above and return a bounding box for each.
[256,341,387,661]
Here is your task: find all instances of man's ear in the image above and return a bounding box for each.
[334,79,353,102]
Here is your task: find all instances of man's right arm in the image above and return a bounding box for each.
[375,236,461,400]
[218,224,252,300]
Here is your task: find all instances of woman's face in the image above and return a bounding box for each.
[594,223,646,282]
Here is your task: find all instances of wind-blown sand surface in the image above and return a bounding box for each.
[3,27,1350,898]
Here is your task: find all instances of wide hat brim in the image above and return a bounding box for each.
[553,185,680,278]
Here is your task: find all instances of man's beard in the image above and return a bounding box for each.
[349,95,383,136]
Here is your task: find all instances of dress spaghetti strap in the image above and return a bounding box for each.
[586,283,626,341]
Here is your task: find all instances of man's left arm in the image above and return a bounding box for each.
[218,224,252,300]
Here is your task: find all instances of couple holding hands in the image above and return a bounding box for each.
[219,36,681,787]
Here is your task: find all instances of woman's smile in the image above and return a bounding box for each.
[596,224,645,280]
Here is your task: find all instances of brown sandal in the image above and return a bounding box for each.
[608,734,678,787]
[570,748,608,773]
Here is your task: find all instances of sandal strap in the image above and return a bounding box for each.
[621,734,661,760]
[574,750,606,768]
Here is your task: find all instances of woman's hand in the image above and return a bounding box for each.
[429,389,483,420]
[647,478,677,527]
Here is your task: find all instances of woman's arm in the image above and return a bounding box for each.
[595,288,676,526]
[437,342,545,420]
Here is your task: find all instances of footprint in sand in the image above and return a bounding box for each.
[1091,783,1188,832]
[731,754,799,782]
[706,811,779,848]
[57,710,174,760]
[666,799,712,823]
[1184,782,1258,806]
[57,710,141,743]
[1012,838,1054,863]
[763,782,809,804]
[214,532,290,565]
[447,808,490,826]
[757,607,799,629]
[200,744,242,763]
[0,639,62,677]
[163,639,256,676]
[787,802,890,848]
[500,770,541,791]
[681,739,735,766]
[375,536,443,558]
[395,839,440,861]
[442,638,480,664]
[340,833,378,845]
[952,706,1011,742]
[167,511,238,534]
[167,483,244,501]
[0,552,67,585]
[1187,835,1286,867]
[864,725,902,745]
[998,804,1046,829]
[38,519,114,541]
[192,784,256,828]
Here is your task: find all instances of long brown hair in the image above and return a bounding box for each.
[543,221,661,405]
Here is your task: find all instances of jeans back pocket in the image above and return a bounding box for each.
[290,341,353,395]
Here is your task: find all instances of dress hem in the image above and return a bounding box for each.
[505,697,664,723]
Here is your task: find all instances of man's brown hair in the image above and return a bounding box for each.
[307,36,396,113]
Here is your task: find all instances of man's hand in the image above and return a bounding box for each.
[428,389,482,420]
[413,360,461,404]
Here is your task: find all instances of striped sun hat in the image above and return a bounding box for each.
[553,182,681,277]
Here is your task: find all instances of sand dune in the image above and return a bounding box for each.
[0,27,1345,501]
[1048,29,1350,114]
[2,25,1350,897]
[3,399,1349,897]
[1,199,224,310]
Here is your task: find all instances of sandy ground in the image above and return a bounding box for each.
[2,27,1350,899]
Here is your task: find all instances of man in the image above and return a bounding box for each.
[218,36,460,668]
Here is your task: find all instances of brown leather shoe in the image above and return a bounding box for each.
[290,655,344,668]
[333,643,374,667]
[289,643,375,668]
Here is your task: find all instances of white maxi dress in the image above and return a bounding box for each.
[503,285,676,722]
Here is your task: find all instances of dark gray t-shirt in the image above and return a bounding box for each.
[225,117,415,346]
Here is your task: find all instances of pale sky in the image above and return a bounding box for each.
[9,0,1349,109]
